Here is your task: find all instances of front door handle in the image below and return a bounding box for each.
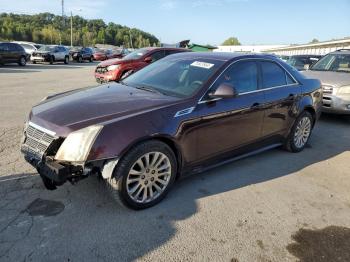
[287,94,296,100]
[251,103,260,109]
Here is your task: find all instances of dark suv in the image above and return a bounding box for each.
[21,52,322,209]
[70,47,94,63]
[95,47,191,83]
[0,42,28,66]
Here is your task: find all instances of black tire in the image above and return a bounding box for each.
[64,56,69,64]
[78,56,83,63]
[89,56,93,62]
[32,60,36,64]
[18,56,26,66]
[49,55,54,64]
[284,111,313,153]
[105,140,177,210]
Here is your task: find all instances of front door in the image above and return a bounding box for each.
[193,60,266,163]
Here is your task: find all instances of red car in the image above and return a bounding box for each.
[93,50,107,61]
[94,47,191,83]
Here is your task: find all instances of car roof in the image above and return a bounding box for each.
[331,49,350,54]
[290,54,322,57]
[140,47,190,52]
[165,51,279,62]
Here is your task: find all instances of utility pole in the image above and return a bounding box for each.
[61,0,64,45]
[129,29,134,49]
[70,11,73,47]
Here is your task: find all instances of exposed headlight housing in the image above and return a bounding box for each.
[55,125,103,163]
[337,85,350,95]
[107,64,120,71]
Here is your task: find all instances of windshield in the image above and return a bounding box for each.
[311,53,350,72]
[123,48,149,60]
[38,45,55,52]
[122,57,225,98]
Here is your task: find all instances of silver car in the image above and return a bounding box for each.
[30,45,70,64]
[303,49,350,114]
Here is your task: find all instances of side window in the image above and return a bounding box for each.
[212,61,258,94]
[59,46,66,52]
[8,43,17,51]
[150,51,165,62]
[286,73,296,85]
[261,61,287,88]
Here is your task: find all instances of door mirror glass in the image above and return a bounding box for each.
[144,56,152,63]
[208,83,237,99]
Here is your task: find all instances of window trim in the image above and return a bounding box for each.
[198,58,299,104]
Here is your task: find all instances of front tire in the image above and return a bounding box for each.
[284,111,313,153]
[78,56,83,63]
[106,140,177,210]
[49,55,54,64]
[89,56,93,62]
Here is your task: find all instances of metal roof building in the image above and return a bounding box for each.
[263,38,350,56]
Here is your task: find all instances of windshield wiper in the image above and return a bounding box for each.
[135,85,164,95]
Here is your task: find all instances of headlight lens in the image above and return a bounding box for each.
[338,85,350,95]
[55,125,103,162]
[107,64,120,71]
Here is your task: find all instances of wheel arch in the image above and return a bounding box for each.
[116,135,183,180]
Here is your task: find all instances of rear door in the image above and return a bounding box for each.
[259,60,301,138]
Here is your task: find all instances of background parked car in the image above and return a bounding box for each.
[70,47,94,63]
[303,49,350,114]
[93,49,108,61]
[31,45,70,64]
[0,42,28,66]
[105,48,130,59]
[286,55,321,70]
[13,41,42,56]
[94,47,191,83]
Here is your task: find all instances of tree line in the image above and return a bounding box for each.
[0,12,160,48]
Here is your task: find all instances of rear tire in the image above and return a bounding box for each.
[64,56,69,64]
[49,56,54,64]
[284,111,313,153]
[78,56,83,63]
[89,56,93,62]
[105,140,177,210]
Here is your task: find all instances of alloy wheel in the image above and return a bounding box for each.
[126,152,172,204]
[293,116,311,148]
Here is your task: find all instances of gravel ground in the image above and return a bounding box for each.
[0,63,350,262]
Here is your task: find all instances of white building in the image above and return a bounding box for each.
[214,45,287,53]
[262,38,350,56]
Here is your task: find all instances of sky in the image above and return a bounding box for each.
[1,0,349,45]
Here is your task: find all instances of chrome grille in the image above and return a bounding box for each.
[23,123,55,159]
[95,66,108,74]
[322,85,333,94]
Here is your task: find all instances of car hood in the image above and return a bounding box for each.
[302,70,350,88]
[30,83,179,137]
[98,57,130,67]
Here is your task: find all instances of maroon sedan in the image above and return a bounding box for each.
[21,52,322,209]
[94,47,191,83]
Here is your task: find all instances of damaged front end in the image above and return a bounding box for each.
[21,121,117,190]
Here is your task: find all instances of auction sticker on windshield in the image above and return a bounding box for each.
[191,61,214,69]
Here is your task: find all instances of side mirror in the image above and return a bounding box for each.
[208,83,237,99]
[144,56,152,63]
[303,64,310,70]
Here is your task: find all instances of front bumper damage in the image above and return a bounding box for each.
[21,121,119,190]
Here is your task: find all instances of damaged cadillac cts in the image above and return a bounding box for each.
[21,52,322,209]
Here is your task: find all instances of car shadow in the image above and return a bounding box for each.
[0,114,349,261]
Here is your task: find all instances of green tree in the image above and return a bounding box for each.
[222,37,241,46]
[310,38,319,43]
